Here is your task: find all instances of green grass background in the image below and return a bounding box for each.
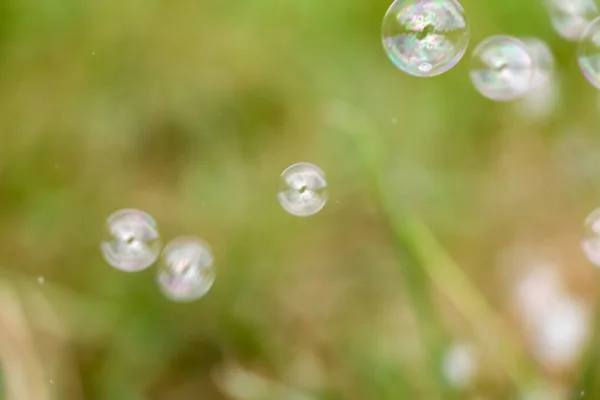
[0,0,599,398]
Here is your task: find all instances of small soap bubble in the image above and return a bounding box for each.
[100,209,161,272]
[277,163,328,217]
[381,0,469,77]
[470,35,534,101]
[579,17,600,89]
[582,207,600,266]
[157,237,215,302]
[545,0,598,40]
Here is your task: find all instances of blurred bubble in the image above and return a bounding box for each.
[277,163,328,217]
[381,0,469,77]
[37,276,44,285]
[470,35,534,101]
[582,207,600,266]
[157,237,215,302]
[545,0,598,40]
[100,209,161,272]
[515,38,559,119]
[579,17,600,88]
[442,342,477,388]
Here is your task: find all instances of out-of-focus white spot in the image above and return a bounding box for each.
[533,297,589,369]
[513,265,589,369]
[442,342,477,388]
[37,276,44,285]
[514,265,562,324]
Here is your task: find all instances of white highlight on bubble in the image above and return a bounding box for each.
[100,209,161,272]
[470,35,534,101]
[277,163,328,217]
[157,237,215,302]
[381,0,470,77]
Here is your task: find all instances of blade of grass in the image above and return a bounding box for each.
[326,102,546,393]
[571,295,600,399]
[325,102,455,398]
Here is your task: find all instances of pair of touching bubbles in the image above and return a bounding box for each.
[101,209,215,302]
[100,163,329,302]
[382,0,600,98]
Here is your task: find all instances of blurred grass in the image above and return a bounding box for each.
[0,0,597,398]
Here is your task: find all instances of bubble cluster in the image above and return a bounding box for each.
[157,237,215,302]
[582,208,600,267]
[101,209,161,272]
[470,35,534,101]
[579,17,600,89]
[545,0,598,40]
[381,0,469,77]
[277,162,328,217]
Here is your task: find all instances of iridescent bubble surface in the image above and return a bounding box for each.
[277,162,328,217]
[381,0,469,77]
[579,17,600,89]
[100,209,161,272]
[545,0,598,40]
[470,35,534,101]
[582,207,600,267]
[157,237,215,302]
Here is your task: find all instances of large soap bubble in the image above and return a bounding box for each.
[382,0,470,77]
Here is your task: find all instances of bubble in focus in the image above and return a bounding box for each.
[470,35,533,101]
[277,162,328,217]
[100,209,161,272]
[582,207,600,266]
[545,0,598,40]
[157,237,215,302]
[381,0,469,77]
[579,17,600,89]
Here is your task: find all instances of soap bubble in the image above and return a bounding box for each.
[101,209,161,272]
[470,35,534,101]
[381,0,470,77]
[277,162,328,217]
[515,38,558,119]
[582,207,600,266]
[157,237,215,302]
[545,0,598,40]
[579,17,600,89]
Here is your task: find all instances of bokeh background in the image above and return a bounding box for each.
[0,0,599,398]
